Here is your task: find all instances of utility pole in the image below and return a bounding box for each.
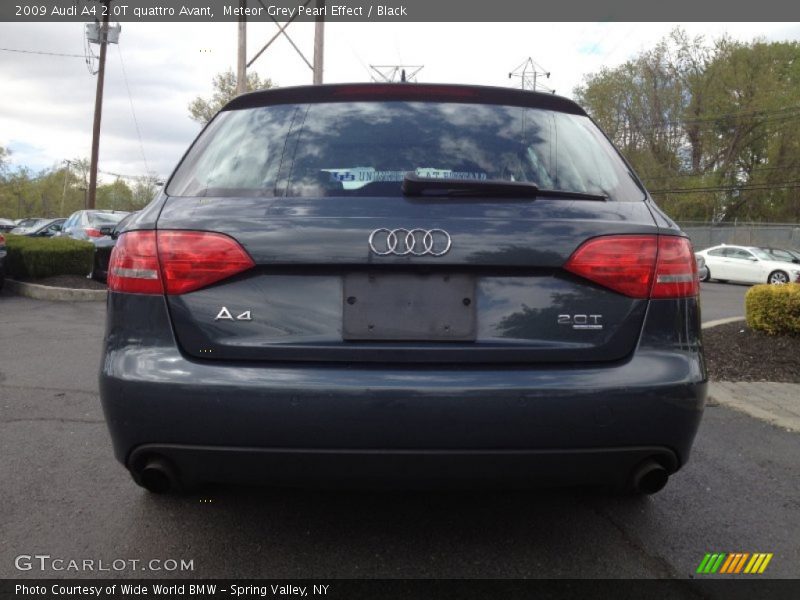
[313,0,325,84]
[236,0,247,94]
[60,159,73,216]
[87,0,111,210]
[246,0,320,84]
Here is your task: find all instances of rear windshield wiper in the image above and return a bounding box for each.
[401,173,607,201]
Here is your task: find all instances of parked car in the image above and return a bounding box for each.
[759,247,800,264]
[11,217,46,232]
[12,218,65,237]
[100,83,706,496]
[0,218,16,233]
[0,232,5,291]
[90,212,137,282]
[60,210,129,240]
[695,254,709,282]
[696,244,800,285]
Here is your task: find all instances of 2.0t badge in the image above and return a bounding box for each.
[558,314,603,330]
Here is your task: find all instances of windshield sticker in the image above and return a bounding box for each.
[415,168,488,181]
[321,167,403,190]
[321,167,488,190]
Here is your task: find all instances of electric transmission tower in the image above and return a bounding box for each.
[508,57,554,93]
[370,65,424,83]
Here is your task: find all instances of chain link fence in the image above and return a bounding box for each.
[677,222,800,251]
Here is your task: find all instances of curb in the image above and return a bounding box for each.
[4,278,107,302]
[702,316,746,330]
[709,382,800,433]
[703,317,799,433]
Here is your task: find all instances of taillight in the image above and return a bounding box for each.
[157,231,255,295]
[564,235,657,298]
[564,235,698,299]
[0,233,5,245]
[107,231,254,295]
[650,236,699,298]
[107,231,163,294]
[85,227,103,238]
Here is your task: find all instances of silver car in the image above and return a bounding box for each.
[60,210,129,240]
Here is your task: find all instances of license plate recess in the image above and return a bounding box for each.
[342,273,476,342]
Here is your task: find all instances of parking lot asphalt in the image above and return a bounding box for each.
[698,282,747,323]
[1,285,797,581]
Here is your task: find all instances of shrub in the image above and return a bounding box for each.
[745,283,800,336]
[4,234,94,279]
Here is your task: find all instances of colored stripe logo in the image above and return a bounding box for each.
[696,553,773,574]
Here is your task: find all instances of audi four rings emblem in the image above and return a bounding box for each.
[368,228,452,257]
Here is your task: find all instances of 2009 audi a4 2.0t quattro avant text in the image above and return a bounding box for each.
[99,83,706,495]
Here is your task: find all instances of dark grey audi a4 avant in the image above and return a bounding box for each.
[99,83,706,495]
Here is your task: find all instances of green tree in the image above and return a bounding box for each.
[131,176,161,208]
[188,69,275,125]
[2,167,34,219]
[574,29,800,223]
[96,179,134,211]
[698,39,800,222]
[0,146,10,177]
[0,158,160,218]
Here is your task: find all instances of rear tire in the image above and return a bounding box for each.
[768,270,789,285]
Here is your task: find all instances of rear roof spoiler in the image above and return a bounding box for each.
[222,83,587,116]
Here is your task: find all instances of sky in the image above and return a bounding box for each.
[1,21,799,183]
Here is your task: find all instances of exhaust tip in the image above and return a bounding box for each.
[630,459,669,495]
[138,457,177,494]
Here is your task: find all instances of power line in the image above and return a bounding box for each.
[643,165,800,182]
[674,104,800,126]
[116,45,150,177]
[346,41,374,81]
[612,115,800,138]
[603,105,800,133]
[0,47,85,58]
[99,168,161,181]
[649,180,800,194]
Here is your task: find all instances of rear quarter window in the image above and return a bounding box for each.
[90,213,127,225]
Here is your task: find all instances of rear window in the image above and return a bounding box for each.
[763,248,797,262]
[168,101,644,201]
[17,219,43,228]
[90,212,128,225]
[749,248,773,260]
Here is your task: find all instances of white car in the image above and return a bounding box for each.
[696,244,800,285]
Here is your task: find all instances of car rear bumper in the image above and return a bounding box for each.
[99,293,706,487]
[128,444,679,489]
